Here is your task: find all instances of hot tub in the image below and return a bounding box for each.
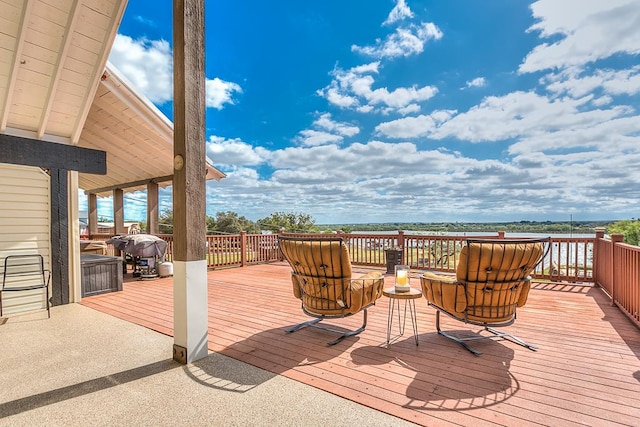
[80,254,123,297]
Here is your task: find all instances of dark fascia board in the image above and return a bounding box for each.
[85,175,174,195]
[0,133,106,174]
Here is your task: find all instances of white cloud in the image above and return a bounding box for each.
[352,22,443,59]
[294,113,359,146]
[507,115,640,155]
[206,136,267,165]
[109,34,173,104]
[591,95,613,107]
[376,91,634,142]
[206,135,640,223]
[374,110,456,138]
[296,130,344,146]
[544,66,640,98]
[520,0,640,73]
[319,62,437,114]
[396,104,421,115]
[313,113,359,137]
[110,34,242,109]
[205,78,243,109]
[322,87,359,108]
[356,105,375,114]
[465,77,486,88]
[383,0,414,26]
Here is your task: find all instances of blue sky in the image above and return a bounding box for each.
[89,0,640,224]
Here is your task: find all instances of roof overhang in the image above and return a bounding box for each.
[78,63,225,196]
[0,0,128,143]
[0,0,225,197]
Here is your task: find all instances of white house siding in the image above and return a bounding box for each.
[0,163,51,315]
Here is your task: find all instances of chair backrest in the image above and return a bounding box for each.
[456,239,547,282]
[279,236,352,278]
[455,238,549,322]
[2,254,47,290]
[278,236,353,314]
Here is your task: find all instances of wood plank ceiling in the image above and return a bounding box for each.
[0,0,224,195]
[0,0,126,142]
[80,64,225,196]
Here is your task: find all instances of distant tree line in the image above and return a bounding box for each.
[327,220,612,234]
[156,210,320,235]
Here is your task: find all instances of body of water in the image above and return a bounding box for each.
[351,230,596,238]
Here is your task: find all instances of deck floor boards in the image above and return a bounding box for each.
[81,262,640,426]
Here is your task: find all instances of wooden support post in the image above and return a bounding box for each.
[88,193,98,236]
[113,188,125,234]
[147,181,159,234]
[240,231,247,267]
[610,234,624,306]
[68,171,81,304]
[593,227,606,287]
[50,168,69,306]
[172,0,208,364]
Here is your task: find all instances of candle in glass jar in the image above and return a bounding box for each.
[396,270,408,286]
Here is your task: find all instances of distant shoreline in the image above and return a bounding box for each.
[348,230,596,238]
[319,220,612,235]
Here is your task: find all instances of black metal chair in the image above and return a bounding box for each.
[420,238,550,355]
[278,236,385,345]
[1,254,51,318]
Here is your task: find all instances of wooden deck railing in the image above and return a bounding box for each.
[89,230,598,280]
[594,231,640,328]
[281,231,597,281]
[87,228,639,328]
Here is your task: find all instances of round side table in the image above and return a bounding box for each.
[383,287,422,347]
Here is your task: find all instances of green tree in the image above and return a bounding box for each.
[213,211,260,234]
[258,212,317,233]
[153,209,260,235]
[609,218,640,246]
[205,215,216,234]
[158,209,174,234]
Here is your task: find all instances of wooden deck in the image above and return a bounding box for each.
[81,263,640,426]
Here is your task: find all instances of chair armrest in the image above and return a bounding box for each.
[420,272,467,314]
[516,277,532,307]
[347,271,385,314]
[290,273,303,300]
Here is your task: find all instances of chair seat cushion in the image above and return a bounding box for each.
[294,270,384,317]
[421,272,532,323]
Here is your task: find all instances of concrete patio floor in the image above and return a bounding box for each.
[0,304,416,426]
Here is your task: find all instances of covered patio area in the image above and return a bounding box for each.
[0,303,407,426]
[54,264,640,425]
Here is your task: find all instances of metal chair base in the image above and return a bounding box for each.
[435,311,537,356]
[285,309,368,346]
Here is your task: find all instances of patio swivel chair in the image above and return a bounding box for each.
[420,238,549,355]
[1,254,51,318]
[278,236,385,345]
